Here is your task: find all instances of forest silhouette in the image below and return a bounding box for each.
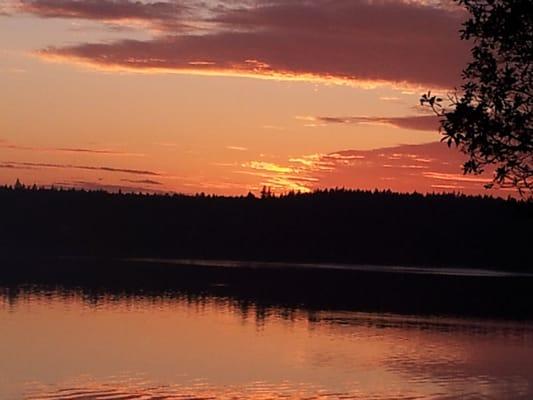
[0,184,530,271]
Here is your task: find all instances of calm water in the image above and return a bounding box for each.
[1,286,533,400]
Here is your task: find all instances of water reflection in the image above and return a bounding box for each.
[24,378,354,400]
[4,257,533,321]
[1,286,533,399]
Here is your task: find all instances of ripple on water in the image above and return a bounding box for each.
[22,370,465,400]
[3,287,533,400]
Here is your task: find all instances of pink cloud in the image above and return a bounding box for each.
[311,142,502,195]
[33,0,469,88]
[18,0,188,30]
[238,142,511,197]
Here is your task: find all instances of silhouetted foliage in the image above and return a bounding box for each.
[260,186,273,199]
[422,0,532,195]
[14,178,24,190]
[0,185,530,270]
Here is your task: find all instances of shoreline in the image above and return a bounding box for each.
[2,255,532,320]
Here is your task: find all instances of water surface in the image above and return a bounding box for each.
[1,286,533,400]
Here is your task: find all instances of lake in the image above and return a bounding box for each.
[1,258,533,399]
[0,257,533,400]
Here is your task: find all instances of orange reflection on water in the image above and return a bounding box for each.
[1,289,533,400]
[25,378,365,400]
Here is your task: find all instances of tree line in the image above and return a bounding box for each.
[0,184,530,270]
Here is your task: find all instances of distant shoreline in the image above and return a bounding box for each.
[2,255,533,319]
[122,257,533,278]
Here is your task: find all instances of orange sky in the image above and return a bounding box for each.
[0,0,511,196]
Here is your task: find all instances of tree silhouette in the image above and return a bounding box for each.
[421,0,532,196]
[260,186,272,199]
[0,184,531,270]
[14,179,24,190]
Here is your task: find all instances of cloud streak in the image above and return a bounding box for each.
[121,178,163,185]
[0,161,162,176]
[226,145,248,151]
[0,141,144,156]
[315,115,441,131]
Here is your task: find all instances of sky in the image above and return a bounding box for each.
[0,0,509,196]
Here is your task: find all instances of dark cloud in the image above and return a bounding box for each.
[97,165,160,175]
[19,0,188,30]
[0,144,34,151]
[316,115,440,131]
[55,147,143,156]
[35,0,468,88]
[121,178,162,185]
[1,161,162,176]
[0,163,37,170]
[1,141,143,156]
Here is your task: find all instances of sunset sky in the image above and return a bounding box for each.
[0,0,506,196]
